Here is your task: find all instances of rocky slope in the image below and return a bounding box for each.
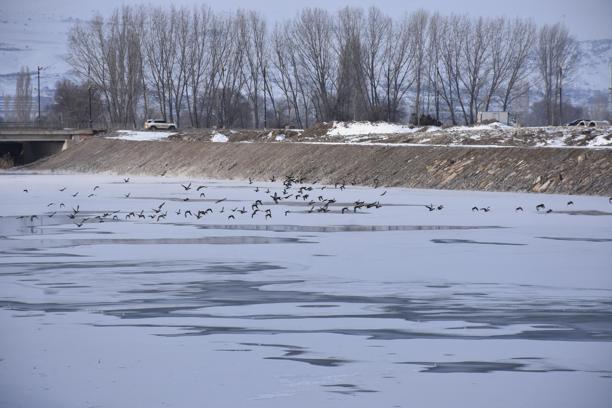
[26,138,612,196]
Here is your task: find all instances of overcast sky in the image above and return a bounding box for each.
[2,0,612,40]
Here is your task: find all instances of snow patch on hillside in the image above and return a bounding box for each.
[107,130,175,141]
[328,121,420,137]
[211,133,229,142]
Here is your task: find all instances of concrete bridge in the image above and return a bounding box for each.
[0,128,95,164]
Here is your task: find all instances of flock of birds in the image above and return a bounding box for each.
[16,174,612,229]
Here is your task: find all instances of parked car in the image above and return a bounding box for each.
[144,119,177,130]
[566,119,610,127]
[565,119,587,126]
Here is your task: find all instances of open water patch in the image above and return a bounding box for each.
[536,236,612,243]
[194,224,504,233]
[398,360,575,374]
[431,238,525,246]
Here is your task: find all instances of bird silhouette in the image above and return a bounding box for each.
[480,207,491,212]
[515,206,524,212]
[546,209,553,214]
[284,210,290,216]
[88,193,95,198]
[197,185,206,191]
[23,189,28,193]
[472,206,479,212]
[47,202,55,207]
[124,193,131,198]
[536,203,545,211]
[215,198,226,204]
[48,212,56,218]
[228,214,235,220]
[72,192,79,197]
[93,186,100,191]
[200,192,206,198]
[59,187,66,192]
[425,204,436,211]
[567,201,574,206]
[181,182,192,191]
[123,178,130,183]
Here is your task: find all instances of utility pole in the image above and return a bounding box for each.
[559,65,563,126]
[263,66,267,129]
[37,66,42,126]
[88,65,93,129]
[608,62,612,121]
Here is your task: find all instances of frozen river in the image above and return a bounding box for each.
[1,172,611,407]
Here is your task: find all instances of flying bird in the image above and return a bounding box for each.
[181,182,192,191]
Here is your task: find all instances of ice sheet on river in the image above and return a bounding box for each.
[0,173,611,408]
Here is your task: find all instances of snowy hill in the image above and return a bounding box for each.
[573,39,612,91]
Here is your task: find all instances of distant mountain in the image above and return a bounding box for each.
[565,39,611,108]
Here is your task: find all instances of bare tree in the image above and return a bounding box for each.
[68,6,143,127]
[15,67,33,122]
[501,19,536,111]
[383,15,416,122]
[361,7,391,120]
[536,22,578,125]
[292,8,336,121]
[409,10,428,125]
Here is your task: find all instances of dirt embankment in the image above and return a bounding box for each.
[27,138,612,196]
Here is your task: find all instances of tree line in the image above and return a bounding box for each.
[65,5,579,128]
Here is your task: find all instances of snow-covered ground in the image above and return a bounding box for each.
[327,121,421,140]
[210,133,229,142]
[106,130,176,141]
[1,173,611,408]
[317,121,612,148]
